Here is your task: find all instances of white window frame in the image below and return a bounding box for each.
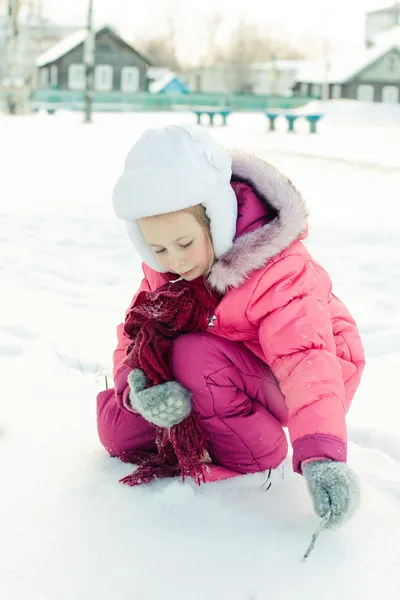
[50,65,58,88]
[68,64,85,91]
[120,66,140,92]
[357,84,374,102]
[331,84,341,99]
[195,73,202,92]
[95,65,113,91]
[382,85,399,104]
[40,67,49,88]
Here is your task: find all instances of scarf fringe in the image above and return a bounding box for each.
[119,414,206,487]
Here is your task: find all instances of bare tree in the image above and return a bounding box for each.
[200,10,224,66]
[1,0,45,113]
[83,0,95,123]
[135,0,182,71]
[210,19,305,93]
[216,20,304,65]
[137,34,181,71]
[5,0,21,113]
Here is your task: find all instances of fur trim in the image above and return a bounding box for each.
[208,151,309,293]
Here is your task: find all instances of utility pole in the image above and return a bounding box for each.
[6,0,20,114]
[25,0,42,112]
[321,4,330,102]
[83,0,95,123]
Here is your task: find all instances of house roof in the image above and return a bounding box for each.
[366,2,400,16]
[36,25,152,67]
[372,24,400,46]
[296,41,400,84]
[149,71,189,93]
[149,71,175,93]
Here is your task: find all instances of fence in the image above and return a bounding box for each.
[28,89,315,113]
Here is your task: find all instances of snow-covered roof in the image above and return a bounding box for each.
[36,29,87,67]
[296,41,400,84]
[36,25,151,67]
[366,2,400,16]
[149,72,176,93]
[149,71,189,93]
[372,25,400,47]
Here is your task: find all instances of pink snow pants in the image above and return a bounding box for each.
[97,333,289,473]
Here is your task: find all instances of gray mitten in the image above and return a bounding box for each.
[303,460,360,529]
[127,369,192,428]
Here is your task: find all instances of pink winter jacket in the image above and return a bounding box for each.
[112,151,365,473]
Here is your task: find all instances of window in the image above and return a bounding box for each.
[300,82,309,95]
[195,74,201,92]
[382,85,399,104]
[68,64,85,90]
[97,43,112,53]
[311,83,321,97]
[121,67,140,92]
[357,84,374,102]
[331,84,341,99]
[40,68,49,88]
[95,65,113,91]
[50,65,58,87]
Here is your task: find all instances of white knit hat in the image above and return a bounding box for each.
[112,124,238,272]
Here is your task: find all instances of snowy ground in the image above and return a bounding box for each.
[1,104,400,599]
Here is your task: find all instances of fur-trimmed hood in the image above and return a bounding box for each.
[208,151,309,293]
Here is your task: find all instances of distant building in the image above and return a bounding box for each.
[293,39,400,104]
[184,60,307,95]
[148,68,190,94]
[365,2,400,47]
[36,25,152,93]
[250,61,310,95]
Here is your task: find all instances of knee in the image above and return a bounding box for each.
[96,388,155,456]
[171,332,220,390]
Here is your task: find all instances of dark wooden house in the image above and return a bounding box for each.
[36,25,152,93]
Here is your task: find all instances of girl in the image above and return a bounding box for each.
[97,124,365,528]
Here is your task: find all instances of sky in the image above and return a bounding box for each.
[35,0,400,62]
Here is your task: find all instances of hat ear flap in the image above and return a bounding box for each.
[126,221,167,273]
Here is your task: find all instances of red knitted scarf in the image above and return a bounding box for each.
[119,277,220,487]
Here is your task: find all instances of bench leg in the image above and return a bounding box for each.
[309,121,317,134]
[196,113,201,125]
[287,119,295,133]
[209,114,215,126]
[222,114,227,126]
[268,116,277,131]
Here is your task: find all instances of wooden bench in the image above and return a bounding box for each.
[266,111,323,134]
[193,107,233,126]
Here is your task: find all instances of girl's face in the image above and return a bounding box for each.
[138,211,213,280]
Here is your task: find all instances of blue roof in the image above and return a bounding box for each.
[150,74,190,94]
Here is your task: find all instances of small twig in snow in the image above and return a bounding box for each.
[261,468,272,491]
[302,508,332,562]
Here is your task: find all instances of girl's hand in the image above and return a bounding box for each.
[303,460,361,528]
[127,369,192,428]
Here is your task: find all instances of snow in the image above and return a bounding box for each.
[149,71,177,93]
[36,28,88,67]
[1,104,400,599]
